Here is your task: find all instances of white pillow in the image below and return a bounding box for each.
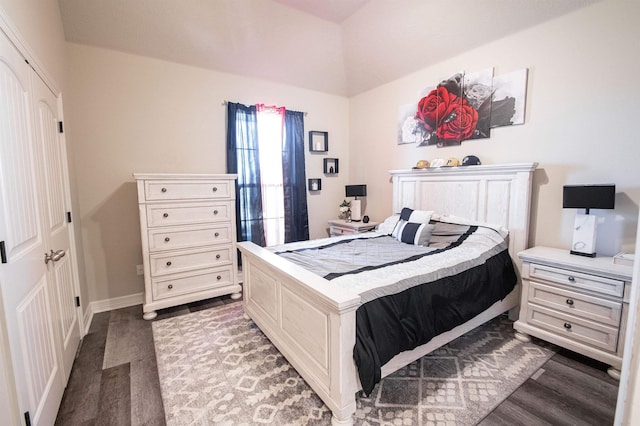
[376,214,400,235]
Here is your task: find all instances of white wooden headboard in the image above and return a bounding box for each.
[390,163,538,261]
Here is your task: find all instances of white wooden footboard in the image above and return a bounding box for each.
[238,241,361,425]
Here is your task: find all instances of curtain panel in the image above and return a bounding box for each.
[282,110,309,242]
[226,102,266,247]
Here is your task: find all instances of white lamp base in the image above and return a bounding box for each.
[570,213,597,257]
[351,199,362,221]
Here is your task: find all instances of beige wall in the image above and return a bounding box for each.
[349,0,640,256]
[66,43,350,301]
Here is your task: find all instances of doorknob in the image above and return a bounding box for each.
[44,249,66,264]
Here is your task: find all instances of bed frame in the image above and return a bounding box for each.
[237,163,537,425]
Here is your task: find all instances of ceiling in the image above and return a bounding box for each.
[58,0,599,97]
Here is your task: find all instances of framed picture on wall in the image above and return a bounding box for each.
[309,131,328,152]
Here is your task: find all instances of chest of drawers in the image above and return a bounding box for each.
[514,246,633,378]
[134,173,241,319]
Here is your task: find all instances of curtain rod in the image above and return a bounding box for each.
[222,101,307,116]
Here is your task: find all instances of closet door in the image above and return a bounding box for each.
[32,72,81,383]
[0,35,64,425]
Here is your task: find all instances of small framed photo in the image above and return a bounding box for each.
[309,131,328,152]
[323,158,339,174]
[308,178,322,191]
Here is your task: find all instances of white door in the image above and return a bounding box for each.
[31,70,81,383]
[0,34,65,425]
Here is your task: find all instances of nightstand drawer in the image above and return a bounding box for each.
[150,246,232,277]
[145,180,231,201]
[529,263,624,298]
[146,202,231,227]
[148,224,231,251]
[527,304,619,352]
[152,267,233,300]
[330,226,355,236]
[528,282,622,327]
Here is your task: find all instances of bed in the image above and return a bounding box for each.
[237,163,537,425]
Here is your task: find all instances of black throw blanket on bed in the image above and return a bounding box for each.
[352,248,517,395]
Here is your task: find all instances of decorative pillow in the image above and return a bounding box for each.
[391,207,434,238]
[376,214,400,235]
[396,222,435,245]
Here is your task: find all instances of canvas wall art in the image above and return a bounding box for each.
[398,68,528,147]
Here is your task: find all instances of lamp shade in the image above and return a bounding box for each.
[345,184,367,198]
[563,184,615,210]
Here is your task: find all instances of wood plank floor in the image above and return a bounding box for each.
[55,297,619,425]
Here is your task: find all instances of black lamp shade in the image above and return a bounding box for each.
[563,184,615,210]
[345,184,367,197]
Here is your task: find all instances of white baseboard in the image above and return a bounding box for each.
[83,293,144,335]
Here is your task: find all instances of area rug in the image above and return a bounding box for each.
[152,303,556,425]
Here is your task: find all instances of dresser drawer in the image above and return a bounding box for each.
[146,201,231,227]
[148,224,232,252]
[330,226,355,236]
[149,246,232,277]
[528,263,624,298]
[528,282,622,327]
[526,304,619,352]
[145,180,232,201]
[152,267,233,300]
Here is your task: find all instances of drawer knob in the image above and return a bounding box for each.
[217,275,222,280]
[161,187,167,193]
[216,254,221,259]
[568,276,576,282]
[166,261,172,267]
[164,237,170,242]
[168,284,173,290]
[213,210,219,215]
[214,232,219,237]
[566,299,574,306]
[163,213,169,218]
[212,187,218,192]
[564,322,572,330]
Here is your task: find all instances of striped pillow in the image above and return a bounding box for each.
[391,207,433,239]
[396,222,435,245]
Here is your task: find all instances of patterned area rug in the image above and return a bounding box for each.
[152,303,556,425]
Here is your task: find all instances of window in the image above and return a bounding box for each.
[226,102,309,248]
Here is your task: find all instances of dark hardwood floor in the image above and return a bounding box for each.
[55,297,619,425]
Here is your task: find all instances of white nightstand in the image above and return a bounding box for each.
[328,219,380,237]
[513,246,634,379]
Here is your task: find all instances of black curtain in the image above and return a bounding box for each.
[282,110,309,242]
[226,102,266,246]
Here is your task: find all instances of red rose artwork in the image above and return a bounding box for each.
[413,69,493,147]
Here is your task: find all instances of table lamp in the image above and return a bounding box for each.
[563,184,615,257]
[346,184,367,222]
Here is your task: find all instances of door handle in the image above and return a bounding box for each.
[44,249,66,264]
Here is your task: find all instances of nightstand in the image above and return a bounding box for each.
[328,219,380,237]
[513,246,634,379]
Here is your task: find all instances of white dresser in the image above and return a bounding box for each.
[134,173,241,319]
[514,246,633,378]
[328,219,380,237]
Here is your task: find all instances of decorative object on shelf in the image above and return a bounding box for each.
[309,131,328,152]
[462,155,481,166]
[414,160,430,169]
[445,157,460,166]
[345,184,367,222]
[338,199,350,221]
[397,67,528,147]
[563,184,616,257]
[363,215,370,223]
[324,158,339,174]
[308,178,322,191]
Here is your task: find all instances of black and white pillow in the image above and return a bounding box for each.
[391,207,434,245]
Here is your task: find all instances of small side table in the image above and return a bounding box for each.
[328,219,379,237]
